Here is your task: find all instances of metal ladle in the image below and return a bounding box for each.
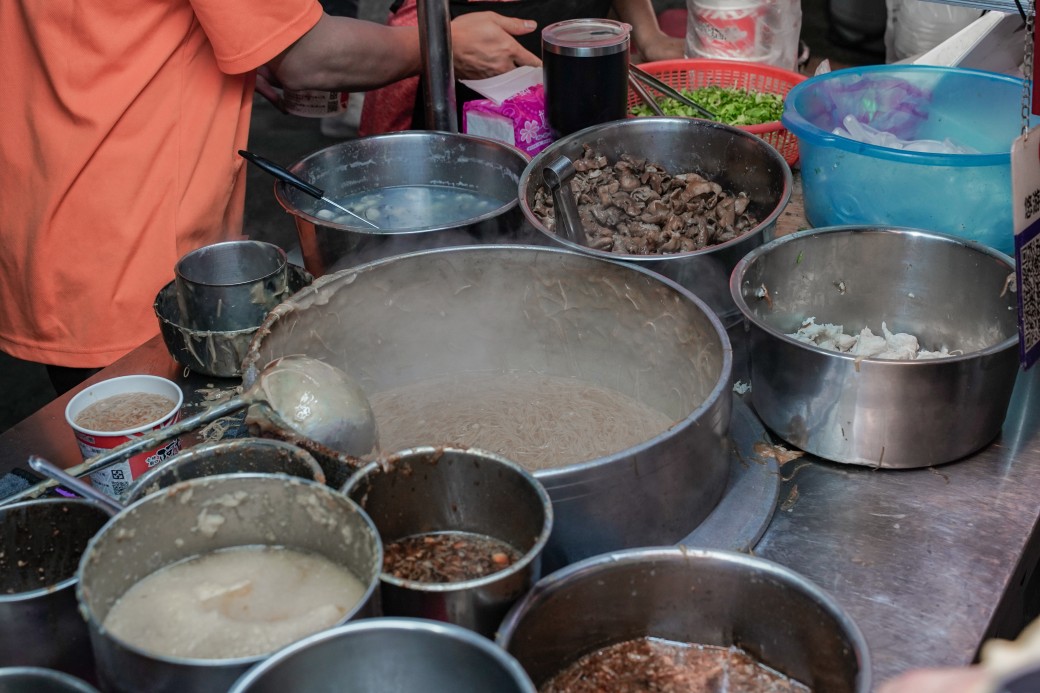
[542,155,589,247]
[238,150,380,230]
[28,456,124,515]
[2,356,378,505]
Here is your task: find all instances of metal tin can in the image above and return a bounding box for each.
[541,19,631,141]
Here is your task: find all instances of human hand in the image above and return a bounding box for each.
[633,31,684,63]
[254,65,286,113]
[450,12,541,80]
[877,666,990,693]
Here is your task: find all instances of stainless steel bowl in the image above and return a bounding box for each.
[228,618,536,692]
[731,226,1020,468]
[77,474,382,693]
[154,264,313,378]
[274,132,539,277]
[0,499,111,682]
[123,438,325,504]
[497,547,871,692]
[174,240,288,332]
[242,245,733,571]
[341,446,553,637]
[0,667,100,693]
[519,117,792,322]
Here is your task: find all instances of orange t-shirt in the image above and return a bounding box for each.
[0,0,323,368]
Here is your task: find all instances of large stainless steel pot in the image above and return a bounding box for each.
[0,667,101,693]
[0,499,110,682]
[123,438,325,504]
[77,474,382,693]
[242,245,733,571]
[228,618,536,692]
[341,446,553,637]
[497,547,871,692]
[519,117,792,322]
[731,226,1020,468]
[274,132,539,277]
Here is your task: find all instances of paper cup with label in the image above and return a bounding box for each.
[65,375,184,499]
[282,89,349,118]
[689,0,768,59]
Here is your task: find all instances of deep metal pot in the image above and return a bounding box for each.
[731,226,1020,468]
[242,245,733,571]
[154,263,313,378]
[0,667,101,693]
[228,618,536,692]
[519,117,792,322]
[123,438,325,503]
[0,499,110,682]
[497,547,871,692]
[341,446,553,637]
[274,132,539,277]
[77,474,382,693]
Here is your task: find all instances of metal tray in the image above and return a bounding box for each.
[679,396,780,552]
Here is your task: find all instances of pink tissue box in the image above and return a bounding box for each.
[463,84,551,157]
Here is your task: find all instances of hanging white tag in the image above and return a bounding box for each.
[1011,126,1040,369]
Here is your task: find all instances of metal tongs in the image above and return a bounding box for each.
[629,65,718,121]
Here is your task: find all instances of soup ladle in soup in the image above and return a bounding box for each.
[2,356,378,505]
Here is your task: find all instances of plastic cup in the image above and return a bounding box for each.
[64,375,184,499]
[282,89,349,118]
[689,0,768,58]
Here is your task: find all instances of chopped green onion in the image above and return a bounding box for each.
[631,85,784,126]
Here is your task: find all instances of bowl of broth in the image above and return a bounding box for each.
[273,132,539,277]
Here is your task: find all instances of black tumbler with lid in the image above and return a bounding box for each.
[542,18,632,141]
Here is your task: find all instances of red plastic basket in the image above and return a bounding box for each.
[628,58,807,166]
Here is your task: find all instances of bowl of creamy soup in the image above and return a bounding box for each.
[76,473,382,693]
[242,245,733,572]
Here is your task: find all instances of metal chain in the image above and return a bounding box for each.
[1024,1,1035,136]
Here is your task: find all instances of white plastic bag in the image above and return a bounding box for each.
[884,0,981,63]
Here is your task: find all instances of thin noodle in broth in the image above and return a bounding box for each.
[369,372,677,470]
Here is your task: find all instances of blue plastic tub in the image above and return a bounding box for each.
[782,65,1037,256]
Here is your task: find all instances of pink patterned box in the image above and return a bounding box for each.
[463,84,552,157]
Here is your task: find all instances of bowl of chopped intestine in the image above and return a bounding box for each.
[518,116,792,322]
[730,225,1020,468]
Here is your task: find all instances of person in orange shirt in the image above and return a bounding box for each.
[0,0,540,394]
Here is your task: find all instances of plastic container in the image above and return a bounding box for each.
[686,0,802,70]
[782,65,1039,256]
[627,58,806,166]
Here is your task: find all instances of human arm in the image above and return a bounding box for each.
[876,667,989,693]
[612,0,684,62]
[268,11,539,92]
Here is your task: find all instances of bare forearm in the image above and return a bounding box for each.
[612,0,684,61]
[270,14,423,92]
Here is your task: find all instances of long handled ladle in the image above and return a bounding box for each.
[238,150,380,230]
[2,356,378,506]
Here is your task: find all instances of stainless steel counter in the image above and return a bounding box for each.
[754,361,1040,684]
[4,335,1039,688]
